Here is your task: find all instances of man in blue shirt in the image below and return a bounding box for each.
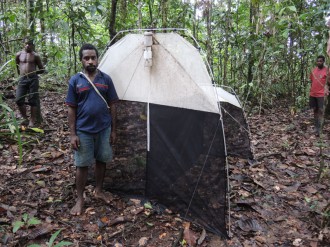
[66,44,118,215]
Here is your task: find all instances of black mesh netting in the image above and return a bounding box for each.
[104,101,147,194]
[105,101,230,236]
[221,102,253,159]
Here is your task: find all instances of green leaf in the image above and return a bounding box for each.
[27,217,41,226]
[8,13,16,22]
[12,221,24,233]
[22,213,29,222]
[8,123,16,133]
[53,241,74,247]
[29,128,44,134]
[36,180,46,187]
[48,229,62,247]
[287,6,297,12]
[144,202,152,209]
[279,7,286,16]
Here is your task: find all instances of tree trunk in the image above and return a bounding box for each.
[108,0,118,43]
[193,1,197,38]
[137,1,143,29]
[247,1,257,85]
[147,0,153,27]
[71,22,76,73]
[161,0,168,28]
[26,0,35,36]
[205,0,213,71]
[37,0,48,65]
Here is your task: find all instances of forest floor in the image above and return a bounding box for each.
[1,85,330,247]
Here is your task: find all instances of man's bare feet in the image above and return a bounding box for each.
[70,199,84,215]
[94,191,112,204]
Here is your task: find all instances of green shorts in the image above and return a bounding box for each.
[74,127,113,167]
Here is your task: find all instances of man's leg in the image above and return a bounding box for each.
[316,97,325,135]
[28,78,39,127]
[29,106,37,127]
[16,80,28,124]
[94,161,111,203]
[70,166,88,215]
[93,127,113,203]
[18,104,28,119]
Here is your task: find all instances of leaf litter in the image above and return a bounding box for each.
[0,90,329,246]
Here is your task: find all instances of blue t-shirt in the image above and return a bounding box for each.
[66,70,118,134]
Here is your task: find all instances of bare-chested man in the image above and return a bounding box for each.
[15,38,44,127]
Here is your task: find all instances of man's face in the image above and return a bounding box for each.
[316,58,324,69]
[82,49,98,73]
[24,42,33,53]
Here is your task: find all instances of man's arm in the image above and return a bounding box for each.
[68,106,79,150]
[15,52,21,75]
[110,102,117,144]
[35,54,45,74]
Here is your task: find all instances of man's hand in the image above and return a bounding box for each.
[70,134,80,150]
[110,131,116,144]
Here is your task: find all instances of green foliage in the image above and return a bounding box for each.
[144,201,153,209]
[0,0,329,110]
[27,229,73,247]
[12,213,41,233]
[0,100,23,165]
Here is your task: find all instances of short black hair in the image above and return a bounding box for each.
[317,55,325,61]
[24,37,34,45]
[79,44,99,61]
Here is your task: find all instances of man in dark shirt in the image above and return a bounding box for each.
[66,44,118,215]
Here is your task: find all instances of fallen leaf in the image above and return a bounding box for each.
[159,232,167,239]
[310,241,318,247]
[254,235,266,244]
[130,199,141,205]
[28,224,53,240]
[304,186,318,194]
[237,218,263,232]
[284,182,301,193]
[183,222,198,246]
[36,180,46,187]
[85,207,95,214]
[197,228,207,245]
[29,127,44,133]
[138,237,148,246]
[293,238,302,246]
[109,216,127,226]
[101,216,109,224]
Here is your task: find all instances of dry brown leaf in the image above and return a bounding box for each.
[138,237,148,246]
[101,216,109,224]
[109,216,127,226]
[197,228,207,245]
[237,218,263,232]
[28,224,53,240]
[158,232,167,239]
[304,186,318,194]
[183,222,198,246]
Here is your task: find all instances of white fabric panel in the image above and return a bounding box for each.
[98,33,219,113]
[215,87,241,108]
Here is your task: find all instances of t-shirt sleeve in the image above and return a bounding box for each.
[106,76,119,103]
[66,77,78,107]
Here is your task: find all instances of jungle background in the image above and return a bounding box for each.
[1,0,330,246]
